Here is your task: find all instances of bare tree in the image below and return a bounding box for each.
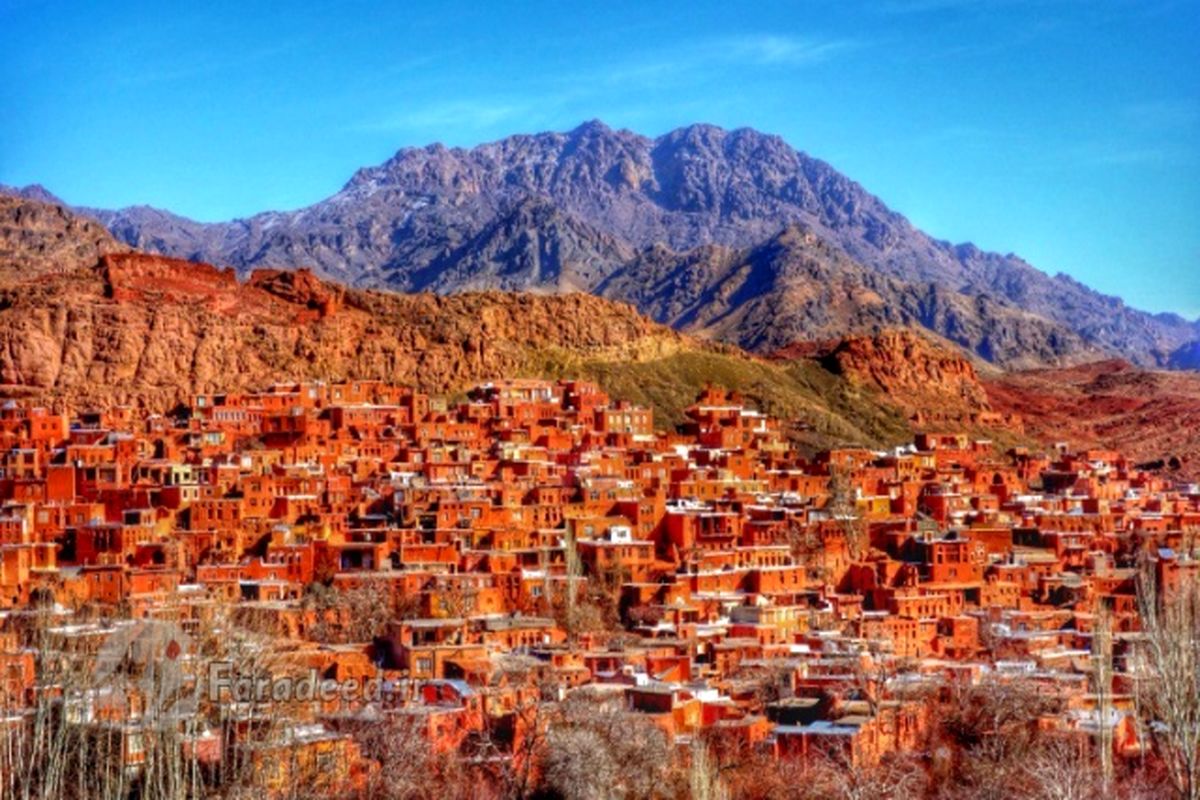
[686,735,730,800]
[850,649,904,719]
[541,725,620,800]
[930,675,1062,800]
[797,750,927,800]
[484,694,549,800]
[1181,525,1199,561]
[1020,737,1103,800]
[1135,561,1200,800]
[828,465,868,562]
[345,711,456,800]
[537,690,673,800]
[1093,603,1115,793]
[564,529,581,643]
[786,518,828,584]
[303,577,406,644]
[1,600,269,800]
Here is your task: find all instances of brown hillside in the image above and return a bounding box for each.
[0,194,127,279]
[0,251,686,410]
[985,360,1200,479]
[773,329,1002,425]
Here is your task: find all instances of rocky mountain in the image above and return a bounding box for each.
[0,250,685,411]
[597,225,1096,367]
[773,329,994,419]
[1168,339,1200,370]
[406,196,635,294]
[0,184,66,206]
[0,193,127,278]
[16,121,1195,370]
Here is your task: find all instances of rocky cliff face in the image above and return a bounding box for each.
[771,328,1001,431]
[769,327,1200,475]
[0,250,687,410]
[3,196,1197,475]
[793,329,991,411]
[29,121,1196,370]
[405,196,636,294]
[0,194,126,278]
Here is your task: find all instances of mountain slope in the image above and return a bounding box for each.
[985,360,1200,479]
[0,196,915,450]
[597,225,1096,366]
[0,252,686,410]
[0,255,915,452]
[406,196,634,293]
[24,121,1196,369]
[770,329,1200,478]
[0,194,127,279]
[773,328,995,419]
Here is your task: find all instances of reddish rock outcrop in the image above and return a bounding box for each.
[822,330,988,407]
[102,252,239,303]
[248,268,342,319]
[771,331,1200,476]
[774,329,999,424]
[0,251,687,411]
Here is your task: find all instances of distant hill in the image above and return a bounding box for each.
[985,359,1200,479]
[8,121,1194,369]
[597,225,1097,368]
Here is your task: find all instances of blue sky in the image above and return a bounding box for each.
[1,0,1197,317]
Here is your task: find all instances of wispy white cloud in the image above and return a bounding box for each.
[910,119,1196,173]
[876,0,1185,22]
[1048,99,1200,169]
[348,100,533,134]
[115,38,308,87]
[350,32,860,136]
[720,34,859,66]
[584,32,861,92]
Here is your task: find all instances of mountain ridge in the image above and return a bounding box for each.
[5,120,1198,369]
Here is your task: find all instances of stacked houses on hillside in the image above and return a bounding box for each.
[0,380,1195,795]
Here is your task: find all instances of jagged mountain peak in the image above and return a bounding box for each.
[570,118,615,136]
[0,183,67,207]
